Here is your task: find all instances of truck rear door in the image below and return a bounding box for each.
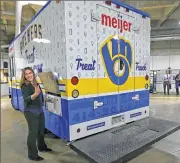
[94,4,120,119]
[95,3,136,126]
[117,10,136,121]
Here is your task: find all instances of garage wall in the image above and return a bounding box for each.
[1,57,9,69]
[150,40,180,70]
[150,54,180,70]
[150,40,180,93]
[1,55,9,96]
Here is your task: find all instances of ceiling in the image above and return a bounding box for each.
[1,0,180,54]
[1,1,43,54]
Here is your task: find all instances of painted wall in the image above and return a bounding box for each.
[1,56,9,96]
[150,54,180,70]
[150,40,180,70]
[150,41,180,93]
[1,83,9,96]
[1,57,9,69]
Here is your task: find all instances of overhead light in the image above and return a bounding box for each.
[28,1,47,5]
[19,1,47,6]
[33,38,50,43]
[179,21,180,25]
[151,36,180,41]
[1,45,9,48]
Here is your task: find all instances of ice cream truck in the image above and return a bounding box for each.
[8,0,180,162]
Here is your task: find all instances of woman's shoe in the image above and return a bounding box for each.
[29,156,44,161]
[39,148,52,152]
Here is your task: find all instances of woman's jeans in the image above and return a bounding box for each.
[24,112,47,158]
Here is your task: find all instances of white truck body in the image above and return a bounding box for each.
[9,0,151,141]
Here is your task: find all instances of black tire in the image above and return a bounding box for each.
[44,128,49,134]
[53,135,59,139]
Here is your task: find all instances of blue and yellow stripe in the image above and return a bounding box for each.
[8,76,149,98]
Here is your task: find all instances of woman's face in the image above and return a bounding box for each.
[25,69,34,82]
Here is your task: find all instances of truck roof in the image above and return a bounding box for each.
[9,0,150,48]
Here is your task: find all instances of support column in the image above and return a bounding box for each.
[15,1,23,36]
[15,1,47,36]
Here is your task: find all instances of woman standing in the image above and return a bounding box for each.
[20,67,52,161]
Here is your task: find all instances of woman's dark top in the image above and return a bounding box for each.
[21,82,44,115]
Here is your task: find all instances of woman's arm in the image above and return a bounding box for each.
[31,92,39,100]
[31,85,41,100]
[21,85,32,104]
[21,84,39,103]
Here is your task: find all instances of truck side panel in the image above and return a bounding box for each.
[9,0,150,141]
[9,1,70,140]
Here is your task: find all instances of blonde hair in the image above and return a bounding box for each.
[20,67,37,88]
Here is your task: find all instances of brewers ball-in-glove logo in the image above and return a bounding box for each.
[100,35,133,85]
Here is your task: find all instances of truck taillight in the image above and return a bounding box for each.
[145,75,149,80]
[71,76,79,85]
[72,90,79,98]
[105,1,111,5]
[77,128,81,133]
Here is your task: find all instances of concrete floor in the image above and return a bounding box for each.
[1,94,180,163]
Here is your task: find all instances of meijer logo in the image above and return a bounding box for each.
[101,14,132,33]
[100,35,133,85]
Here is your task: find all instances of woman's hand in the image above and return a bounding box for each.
[31,85,41,100]
[35,85,41,96]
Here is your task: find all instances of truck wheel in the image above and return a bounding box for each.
[44,128,49,134]
[53,135,59,139]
